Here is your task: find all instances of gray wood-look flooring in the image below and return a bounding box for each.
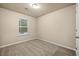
[0,39,76,56]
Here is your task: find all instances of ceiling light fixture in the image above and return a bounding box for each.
[30,3,40,9]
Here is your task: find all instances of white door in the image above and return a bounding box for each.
[76,3,79,56]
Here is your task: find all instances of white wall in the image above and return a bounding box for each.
[0,8,36,46]
[37,5,76,49]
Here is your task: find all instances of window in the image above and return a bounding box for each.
[19,18,27,35]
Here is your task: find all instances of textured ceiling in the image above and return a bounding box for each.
[0,3,75,18]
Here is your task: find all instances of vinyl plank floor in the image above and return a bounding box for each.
[0,39,76,56]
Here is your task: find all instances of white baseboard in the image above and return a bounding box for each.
[0,38,35,48]
[39,39,76,51]
[0,38,76,51]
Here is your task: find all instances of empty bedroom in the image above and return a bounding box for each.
[0,3,76,56]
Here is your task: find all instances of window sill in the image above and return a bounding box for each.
[20,33,28,35]
[19,32,29,36]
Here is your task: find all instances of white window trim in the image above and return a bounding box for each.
[19,17,28,36]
